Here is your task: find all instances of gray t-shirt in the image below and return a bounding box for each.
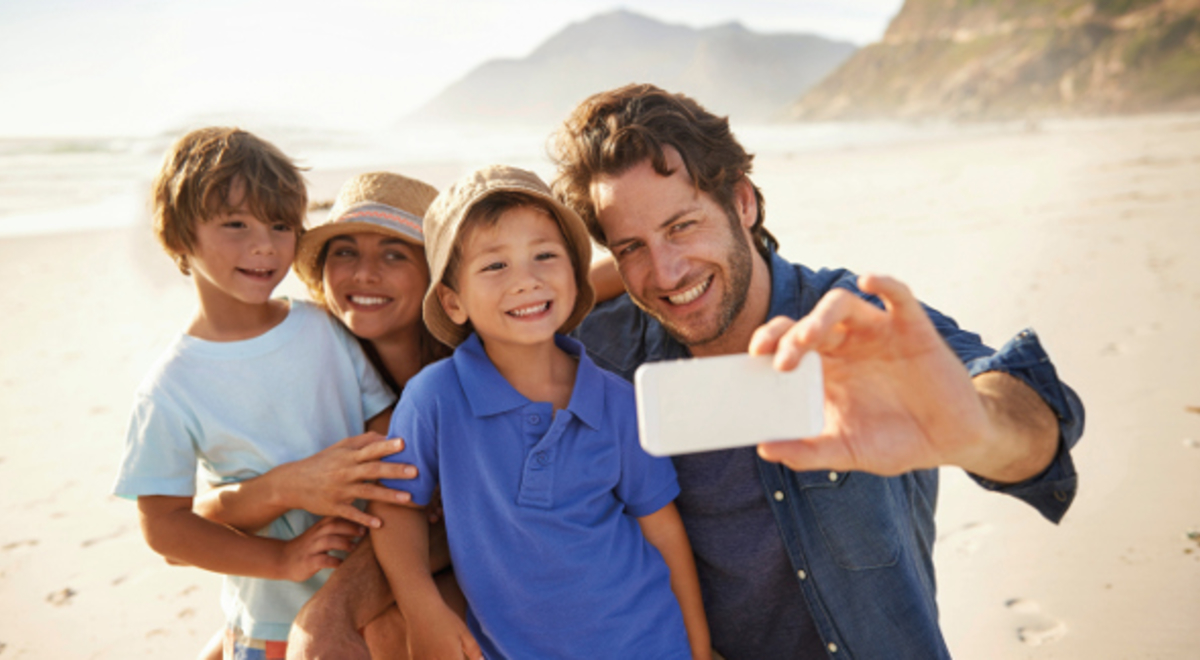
[674,446,826,659]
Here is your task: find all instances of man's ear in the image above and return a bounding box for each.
[734,176,758,230]
[436,283,469,326]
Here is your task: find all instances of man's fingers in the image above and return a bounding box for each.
[756,436,857,473]
[858,274,922,323]
[748,316,798,356]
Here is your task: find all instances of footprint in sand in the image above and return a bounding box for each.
[1005,598,1067,646]
[1,539,38,552]
[46,588,76,606]
[938,522,994,556]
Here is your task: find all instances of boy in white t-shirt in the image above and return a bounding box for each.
[112,127,398,659]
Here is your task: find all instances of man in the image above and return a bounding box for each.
[288,84,1084,659]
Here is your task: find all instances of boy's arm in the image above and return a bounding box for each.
[368,501,481,660]
[138,495,361,582]
[638,502,712,660]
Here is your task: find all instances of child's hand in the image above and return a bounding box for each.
[277,516,365,582]
[406,605,482,660]
[277,432,418,528]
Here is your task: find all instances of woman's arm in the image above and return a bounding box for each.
[194,423,416,532]
[589,255,626,303]
[137,495,360,581]
[639,502,712,660]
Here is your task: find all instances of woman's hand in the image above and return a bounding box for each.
[272,432,418,529]
[406,605,483,660]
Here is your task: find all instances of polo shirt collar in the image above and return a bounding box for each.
[452,333,604,430]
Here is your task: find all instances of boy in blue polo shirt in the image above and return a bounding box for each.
[371,165,710,659]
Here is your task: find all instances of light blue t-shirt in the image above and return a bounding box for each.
[382,333,690,660]
[113,299,395,641]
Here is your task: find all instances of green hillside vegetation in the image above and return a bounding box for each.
[791,0,1200,120]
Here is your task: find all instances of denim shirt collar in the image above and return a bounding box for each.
[766,250,802,323]
[452,333,603,430]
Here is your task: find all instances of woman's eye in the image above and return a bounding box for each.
[384,250,408,262]
[331,248,356,258]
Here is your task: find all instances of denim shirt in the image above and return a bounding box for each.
[574,251,1085,659]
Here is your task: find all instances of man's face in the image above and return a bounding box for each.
[589,147,755,348]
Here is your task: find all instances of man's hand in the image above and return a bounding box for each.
[749,274,1058,483]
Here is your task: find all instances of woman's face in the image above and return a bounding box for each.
[322,232,430,343]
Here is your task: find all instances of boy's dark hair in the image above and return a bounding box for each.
[440,191,581,292]
[550,83,776,259]
[152,127,307,275]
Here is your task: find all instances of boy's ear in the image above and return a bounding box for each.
[436,283,469,326]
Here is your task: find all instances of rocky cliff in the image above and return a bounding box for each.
[791,0,1200,120]
[408,10,855,124]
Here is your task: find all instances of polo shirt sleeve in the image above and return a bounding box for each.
[612,383,680,518]
[112,390,201,498]
[379,386,439,507]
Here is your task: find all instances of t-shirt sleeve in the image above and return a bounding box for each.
[111,391,201,498]
[379,387,438,506]
[330,319,396,421]
[612,383,680,518]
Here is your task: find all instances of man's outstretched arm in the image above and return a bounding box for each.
[286,536,391,660]
[750,274,1064,484]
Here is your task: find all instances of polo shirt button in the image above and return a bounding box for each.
[797,569,807,580]
[535,451,550,466]
[528,414,540,424]
[774,490,785,501]
[828,642,838,653]
[828,471,838,481]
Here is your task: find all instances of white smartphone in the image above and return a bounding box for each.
[634,352,824,457]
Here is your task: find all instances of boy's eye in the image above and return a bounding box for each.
[222,220,247,229]
[535,250,560,261]
[481,261,506,273]
[272,223,291,232]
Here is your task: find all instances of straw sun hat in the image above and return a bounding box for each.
[422,165,595,348]
[293,172,439,290]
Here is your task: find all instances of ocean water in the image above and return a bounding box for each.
[0,121,1000,239]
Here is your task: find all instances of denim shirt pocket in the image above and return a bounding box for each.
[796,470,902,570]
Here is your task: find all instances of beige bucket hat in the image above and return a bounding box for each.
[422,165,595,347]
[294,172,438,290]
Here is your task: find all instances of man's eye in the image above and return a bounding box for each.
[670,220,696,234]
[616,242,642,258]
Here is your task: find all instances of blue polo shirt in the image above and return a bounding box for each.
[381,333,690,660]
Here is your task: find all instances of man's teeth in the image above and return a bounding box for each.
[668,278,710,305]
[509,302,550,317]
[350,295,389,306]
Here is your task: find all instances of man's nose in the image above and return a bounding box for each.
[649,243,688,290]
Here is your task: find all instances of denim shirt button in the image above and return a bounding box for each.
[1054,490,1068,502]
[828,471,838,481]
[828,642,839,653]
[773,490,785,501]
[797,569,807,580]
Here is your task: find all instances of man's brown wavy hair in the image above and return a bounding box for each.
[550,83,776,259]
[152,127,307,275]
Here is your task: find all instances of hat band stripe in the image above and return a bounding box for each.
[336,203,424,240]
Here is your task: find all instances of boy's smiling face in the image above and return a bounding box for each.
[437,205,577,349]
[188,180,296,313]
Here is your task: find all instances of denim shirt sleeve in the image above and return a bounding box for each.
[964,329,1085,523]
[815,265,1085,524]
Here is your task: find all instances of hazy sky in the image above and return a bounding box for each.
[0,0,904,137]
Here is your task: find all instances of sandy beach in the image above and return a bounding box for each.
[0,114,1197,658]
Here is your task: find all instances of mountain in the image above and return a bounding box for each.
[407,10,856,124]
[790,0,1200,120]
